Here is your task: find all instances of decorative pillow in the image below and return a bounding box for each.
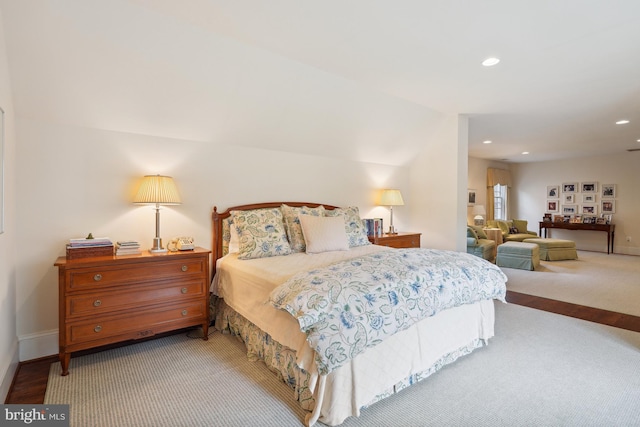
[467,226,479,240]
[280,204,325,252]
[496,220,511,236]
[221,217,232,256]
[325,206,371,247]
[231,208,292,260]
[469,225,488,239]
[509,226,519,234]
[298,214,349,254]
[513,219,528,234]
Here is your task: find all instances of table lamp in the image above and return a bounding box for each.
[380,189,404,235]
[133,175,181,253]
[473,205,486,226]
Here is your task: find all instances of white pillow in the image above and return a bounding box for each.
[299,214,349,254]
[228,223,240,254]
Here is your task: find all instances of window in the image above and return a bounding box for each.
[493,184,507,220]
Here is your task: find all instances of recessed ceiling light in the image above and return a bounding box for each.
[522,151,529,155]
[482,57,500,67]
[616,120,630,125]
[483,140,492,144]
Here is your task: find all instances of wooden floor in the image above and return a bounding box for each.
[6,290,640,404]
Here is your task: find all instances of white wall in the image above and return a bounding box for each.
[14,118,419,360]
[467,157,512,224]
[409,114,467,251]
[0,8,17,401]
[2,1,464,364]
[511,154,639,255]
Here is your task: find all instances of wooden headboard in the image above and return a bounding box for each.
[211,202,340,279]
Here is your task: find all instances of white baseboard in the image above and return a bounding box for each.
[19,329,58,361]
[1,339,18,403]
[613,246,640,256]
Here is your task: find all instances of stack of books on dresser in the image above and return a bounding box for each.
[115,241,141,256]
[66,237,114,259]
[363,218,383,237]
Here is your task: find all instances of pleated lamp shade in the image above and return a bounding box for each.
[133,175,181,205]
[380,189,404,206]
[379,189,404,235]
[133,175,181,253]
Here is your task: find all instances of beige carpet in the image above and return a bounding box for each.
[44,303,640,426]
[502,250,640,316]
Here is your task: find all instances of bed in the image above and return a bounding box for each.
[210,202,507,426]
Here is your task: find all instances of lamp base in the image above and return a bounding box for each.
[149,237,166,253]
[386,225,398,235]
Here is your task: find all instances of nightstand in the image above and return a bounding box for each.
[55,247,210,375]
[368,232,421,248]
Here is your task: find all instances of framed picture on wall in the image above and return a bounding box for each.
[467,189,476,206]
[580,182,598,193]
[546,200,559,212]
[547,185,559,199]
[563,194,574,203]
[601,184,616,198]
[562,205,577,215]
[601,200,615,214]
[562,182,577,193]
[582,194,596,203]
[582,204,597,215]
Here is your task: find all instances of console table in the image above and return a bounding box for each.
[539,222,615,254]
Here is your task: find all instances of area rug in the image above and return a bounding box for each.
[45,302,640,426]
[503,251,640,317]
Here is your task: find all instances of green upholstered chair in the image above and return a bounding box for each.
[466,226,496,262]
[486,219,538,242]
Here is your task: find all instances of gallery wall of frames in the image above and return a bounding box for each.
[543,182,616,224]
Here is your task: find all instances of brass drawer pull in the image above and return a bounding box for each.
[181,310,188,316]
[181,287,188,294]
[181,265,188,272]
[94,325,102,333]
[93,300,102,307]
[93,274,102,281]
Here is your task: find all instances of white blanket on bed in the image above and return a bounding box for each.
[212,245,392,370]
[269,249,507,375]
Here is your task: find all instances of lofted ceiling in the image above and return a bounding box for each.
[2,0,640,164]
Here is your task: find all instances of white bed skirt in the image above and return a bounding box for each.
[215,298,496,426]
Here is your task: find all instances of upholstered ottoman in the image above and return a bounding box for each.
[496,241,540,271]
[523,238,578,261]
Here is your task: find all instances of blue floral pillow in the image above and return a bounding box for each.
[325,206,371,247]
[280,204,326,252]
[231,208,292,259]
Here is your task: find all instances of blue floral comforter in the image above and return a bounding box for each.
[269,248,507,375]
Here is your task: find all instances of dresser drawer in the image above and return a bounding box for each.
[66,258,206,291]
[67,300,207,346]
[370,232,421,248]
[66,279,206,318]
[387,236,420,248]
[55,247,211,375]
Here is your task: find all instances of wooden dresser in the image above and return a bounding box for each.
[368,232,421,248]
[55,247,210,375]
